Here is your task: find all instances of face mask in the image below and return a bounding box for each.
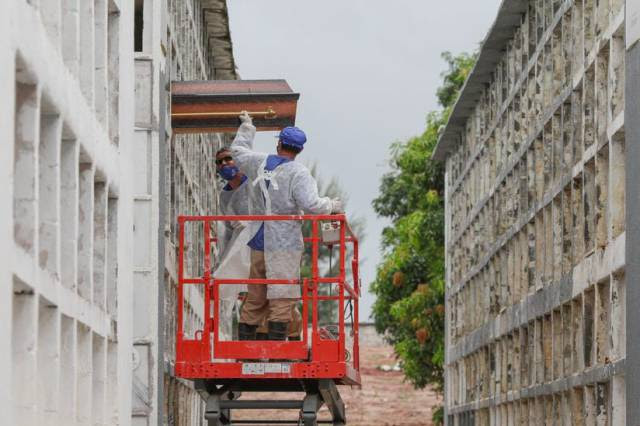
[218,165,239,181]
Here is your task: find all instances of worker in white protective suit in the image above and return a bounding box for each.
[213,148,252,340]
[216,147,251,261]
[231,112,343,341]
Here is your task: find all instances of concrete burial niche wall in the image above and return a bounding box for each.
[1,0,135,425]
[132,0,238,424]
[435,0,630,424]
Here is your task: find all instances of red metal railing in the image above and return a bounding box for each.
[175,214,360,384]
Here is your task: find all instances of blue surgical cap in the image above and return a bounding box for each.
[278,126,307,149]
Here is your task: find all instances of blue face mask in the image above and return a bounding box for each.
[218,165,239,181]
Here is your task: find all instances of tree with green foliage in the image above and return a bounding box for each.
[371,51,475,422]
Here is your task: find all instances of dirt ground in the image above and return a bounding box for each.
[232,343,442,425]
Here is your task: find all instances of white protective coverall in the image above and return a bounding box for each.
[230,121,333,300]
[215,178,251,300]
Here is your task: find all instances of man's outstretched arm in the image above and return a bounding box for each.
[230,112,258,168]
[292,170,343,215]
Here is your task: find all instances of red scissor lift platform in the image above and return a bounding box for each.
[175,214,360,426]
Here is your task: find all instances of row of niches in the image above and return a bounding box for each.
[33,0,121,144]
[448,114,625,291]
[448,32,625,242]
[168,134,221,259]
[12,278,118,425]
[448,275,625,405]
[448,1,624,198]
[163,374,206,424]
[448,378,624,426]
[14,69,118,314]
[167,0,216,81]
[166,133,222,349]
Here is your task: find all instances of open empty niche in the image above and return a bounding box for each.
[572,175,585,263]
[562,303,572,376]
[583,158,596,254]
[572,295,585,373]
[610,128,625,238]
[94,0,108,127]
[562,100,573,174]
[610,34,624,121]
[595,278,611,365]
[512,331,521,390]
[585,384,597,424]
[93,176,107,308]
[595,144,609,248]
[79,0,95,104]
[60,314,76,421]
[14,57,39,254]
[595,382,609,423]
[572,82,584,164]
[583,287,595,368]
[584,0,595,57]
[534,212,544,290]
[584,64,596,150]
[534,318,544,385]
[488,343,496,397]
[38,94,62,277]
[12,276,37,424]
[107,0,120,144]
[92,333,106,425]
[572,1,585,73]
[106,196,118,316]
[534,135,545,204]
[106,341,118,423]
[525,322,535,387]
[520,399,529,424]
[76,323,92,424]
[552,308,562,380]
[610,271,625,360]
[60,128,78,290]
[562,184,573,274]
[542,314,552,383]
[37,297,59,423]
[544,204,553,286]
[77,153,93,301]
[595,45,609,146]
[552,24,564,98]
[571,386,585,423]
[544,395,553,425]
[552,194,562,283]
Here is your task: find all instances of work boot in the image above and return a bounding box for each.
[256,332,269,340]
[267,321,288,341]
[238,323,257,341]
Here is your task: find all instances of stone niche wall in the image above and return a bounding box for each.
[7,0,126,425]
[162,0,234,423]
[444,1,626,424]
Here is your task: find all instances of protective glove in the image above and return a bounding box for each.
[230,220,245,230]
[239,111,253,125]
[330,198,344,214]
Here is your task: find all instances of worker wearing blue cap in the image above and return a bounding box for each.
[230,112,343,341]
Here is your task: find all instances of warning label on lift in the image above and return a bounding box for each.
[242,363,292,375]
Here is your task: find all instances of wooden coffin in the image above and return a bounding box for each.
[171,80,300,133]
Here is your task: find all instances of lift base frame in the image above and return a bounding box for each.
[196,378,347,426]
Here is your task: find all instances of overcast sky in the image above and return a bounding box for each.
[227,0,502,322]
